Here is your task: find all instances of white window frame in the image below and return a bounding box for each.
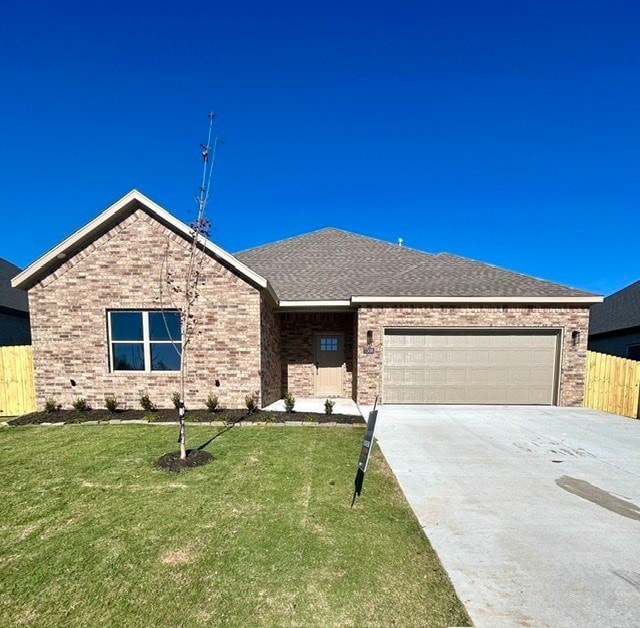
[108,310,182,373]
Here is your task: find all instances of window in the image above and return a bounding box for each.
[109,311,181,372]
[627,344,640,361]
[320,337,338,351]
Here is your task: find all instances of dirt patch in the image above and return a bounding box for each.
[9,408,364,426]
[161,548,194,565]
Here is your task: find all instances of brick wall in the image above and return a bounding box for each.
[280,312,355,398]
[260,294,281,406]
[28,209,265,410]
[356,305,591,407]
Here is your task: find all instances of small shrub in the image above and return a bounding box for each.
[245,394,256,413]
[262,413,277,423]
[185,414,199,423]
[44,396,62,413]
[304,414,317,423]
[104,395,119,413]
[205,392,219,412]
[65,416,84,425]
[140,393,155,412]
[324,398,335,415]
[283,391,295,413]
[171,391,183,410]
[144,413,159,423]
[72,397,90,412]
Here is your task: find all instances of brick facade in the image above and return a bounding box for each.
[356,305,591,407]
[280,312,356,398]
[260,294,281,406]
[28,210,265,410]
[23,203,593,411]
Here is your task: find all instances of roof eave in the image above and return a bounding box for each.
[0,304,29,317]
[277,300,354,312]
[351,295,603,305]
[589,323,640,338]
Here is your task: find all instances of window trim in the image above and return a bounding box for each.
[108,310,182,373]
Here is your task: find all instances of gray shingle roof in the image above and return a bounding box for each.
[589,279,640,336]
[235,227,595,301]
[0,258,29,313]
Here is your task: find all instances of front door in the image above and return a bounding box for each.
[314,334,344,396]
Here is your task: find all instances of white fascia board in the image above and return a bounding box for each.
[278,300,353,309]
[12,190,269,291]
[143,195,269,289]
[351,295,603,305]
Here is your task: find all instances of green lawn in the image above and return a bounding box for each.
[0,425,470,627]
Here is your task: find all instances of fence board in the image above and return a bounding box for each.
[0,345,36,417]
[584,351,640,419]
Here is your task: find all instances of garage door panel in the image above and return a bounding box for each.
[384,330,558,405]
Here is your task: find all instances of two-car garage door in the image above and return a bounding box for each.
[383,329,560,405]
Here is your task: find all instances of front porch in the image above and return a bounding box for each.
[263,396,361,416]
[279,311,357,400]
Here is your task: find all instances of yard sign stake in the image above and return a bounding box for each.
[351,396,378,507]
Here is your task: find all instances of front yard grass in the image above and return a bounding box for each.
[0,425,470,627]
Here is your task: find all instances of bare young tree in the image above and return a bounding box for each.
[160,112,220,459]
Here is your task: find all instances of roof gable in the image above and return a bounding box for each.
[589,279,640,336]
[236,227,600,304]
[12,190,271,294]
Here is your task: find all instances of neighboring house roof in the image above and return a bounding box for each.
[0,257,29,314]
[589,279,640,336]
[235,227,600,305]
[12,190,274,300]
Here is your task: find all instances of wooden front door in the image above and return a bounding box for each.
[314,334,344,396]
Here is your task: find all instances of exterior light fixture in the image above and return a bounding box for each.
[367,330,373,345]
[571,330,580,346]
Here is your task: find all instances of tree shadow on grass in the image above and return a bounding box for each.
[195,414,247,451]
[197,415,248,451]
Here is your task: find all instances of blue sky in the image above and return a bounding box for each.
[1,0,638,296]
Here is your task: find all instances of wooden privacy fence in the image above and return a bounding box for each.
[584,351,640,419]
[0,345,36,417]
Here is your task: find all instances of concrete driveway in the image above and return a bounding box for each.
[363,405,640,627]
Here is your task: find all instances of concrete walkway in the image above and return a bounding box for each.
[362,405,640,627]
[263,397,361,416]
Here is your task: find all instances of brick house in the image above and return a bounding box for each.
[12,190,601,410]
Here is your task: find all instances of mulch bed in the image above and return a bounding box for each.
[7,408,364,426]
[155,449,215,472]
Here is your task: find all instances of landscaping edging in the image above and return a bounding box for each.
[7,408,365,427]
[1,420,364,428]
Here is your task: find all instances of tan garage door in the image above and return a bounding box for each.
[383,330,559,404]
